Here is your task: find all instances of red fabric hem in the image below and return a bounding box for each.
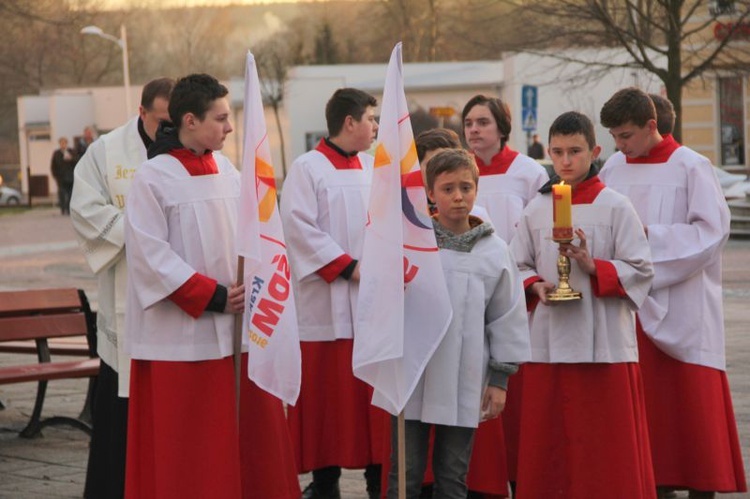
[168,272,217,319]
[590,259,627,298]
[523,276,542,313]
[625,134,680,164]
[316,254,354,283]
[637,322,747,492]
[287,340,387,472]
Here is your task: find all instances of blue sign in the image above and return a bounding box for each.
[521,85,538,131]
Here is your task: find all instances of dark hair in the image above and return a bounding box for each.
[416,128,461,162]
[600,87,656,129]
[141,77,175,110]
[168,74,229,128]
[461,95,512,149]
[549,111,597,149]
[325,88,378,137]
[649,93,675,135]
[425,149,479,191]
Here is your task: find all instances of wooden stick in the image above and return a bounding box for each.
[398,411,406,499]
[233,256,245,424]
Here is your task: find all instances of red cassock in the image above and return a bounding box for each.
[515,362,655,499]
[125,357,243,499]
[637,323,747,493]
[287,339,388,472]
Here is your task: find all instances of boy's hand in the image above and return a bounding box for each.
[559,228,596,275]
[350,262,361,283]
[224,283,245,314]
[480,386,507,421]
[532,281,556,306]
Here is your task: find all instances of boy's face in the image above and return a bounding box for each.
[608,120,657,158]
[187,97,233,151]
[464,104,502,155]
[549,133,600,187]
[428,168,477,230]
[348,106,378,152]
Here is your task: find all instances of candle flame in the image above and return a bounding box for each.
[559,180,566,185]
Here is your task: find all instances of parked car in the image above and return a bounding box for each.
[714,167,750,200]
[0,185,22,205]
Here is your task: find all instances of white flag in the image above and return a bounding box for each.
[354,43,453,415]
[237,51,301,405]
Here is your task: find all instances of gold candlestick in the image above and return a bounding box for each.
[548,237,582,302]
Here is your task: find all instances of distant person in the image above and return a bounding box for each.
[648,93,676,137]
[511,111,655,498]
[50,137,77,215]
[527,133,545,160]
[600,87,747,499]
[77,126,96,157]
[71,77,174,499]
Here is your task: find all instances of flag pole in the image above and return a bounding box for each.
[398,411,406,499]
[233,255,245,424]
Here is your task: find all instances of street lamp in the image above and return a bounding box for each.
[80,24,131,119]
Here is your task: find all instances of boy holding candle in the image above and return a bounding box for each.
[509,111,656,498]
[599,88,746,498]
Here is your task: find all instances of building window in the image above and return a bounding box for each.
[710,0,736,16]
[718,77,745,167]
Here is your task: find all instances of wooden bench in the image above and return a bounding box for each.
[0,288,100,438]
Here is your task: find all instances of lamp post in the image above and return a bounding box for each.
[81,24,131,119]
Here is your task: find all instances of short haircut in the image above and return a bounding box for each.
[168,74,228,128]
[461,95,512,147]
[325,88,378,137]
[649,93,675,135]
[549,111,597,150]
[600,87,656,129]
[141,77,175,110]
[425,148,479,191]
[416,128,461,162]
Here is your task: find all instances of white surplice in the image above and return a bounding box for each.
[403,234,531,428]
[279,150,373,342]
[599,148,730,370]
[510,188,653,363]
[476,154,548,242]
[124,153,243,361]
[70,117,144,396]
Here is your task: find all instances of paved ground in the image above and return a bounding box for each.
[0,206,748,498]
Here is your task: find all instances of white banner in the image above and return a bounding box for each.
[237,51,301,405]
[354,42,453,415]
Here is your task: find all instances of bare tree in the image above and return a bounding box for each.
[484,0,750,142]
[253,33,306,177]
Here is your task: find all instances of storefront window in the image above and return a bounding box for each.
[718,76,745,167]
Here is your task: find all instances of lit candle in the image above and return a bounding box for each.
[552,181,573,241]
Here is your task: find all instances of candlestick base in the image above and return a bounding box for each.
[548,244,582,302]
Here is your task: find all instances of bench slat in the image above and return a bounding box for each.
[0,313,88,342]
[0,288,82,316]
[0,339,90,356]
[0,359,100,385]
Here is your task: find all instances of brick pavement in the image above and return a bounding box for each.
[0,207,747,498]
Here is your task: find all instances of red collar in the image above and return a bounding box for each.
[572,175,605,205]
[315,138,363,170]
[474,146,519,175]
[625,134,680,164]
[169,148,218,176]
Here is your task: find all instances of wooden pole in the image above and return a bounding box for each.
[398,411,406,499]
[233,256,245,424]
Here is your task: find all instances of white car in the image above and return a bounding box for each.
[714,167,750,200]
[0,185,22,205]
